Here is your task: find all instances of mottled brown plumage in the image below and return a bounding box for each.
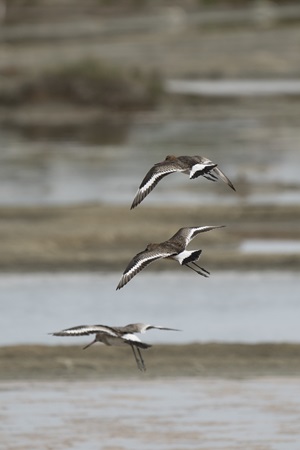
[116,225,225,290]
[131,155,235,209]
[51,322,179,371]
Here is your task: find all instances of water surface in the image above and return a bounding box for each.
[1,377,300,450]
[1,271,299,346]
[240,239,300,254]
[1,109,300,206]
[167,79,300,96]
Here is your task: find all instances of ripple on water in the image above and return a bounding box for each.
[1,378,300,450]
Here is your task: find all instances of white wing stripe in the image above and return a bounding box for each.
[140,170,174,193]
[124,252,172,277]
[124,255,155,277]
[55,326,117,337]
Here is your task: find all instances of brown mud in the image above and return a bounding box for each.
[1,343,300,381]
[0,203,299,272]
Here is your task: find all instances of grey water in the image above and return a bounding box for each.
[240,239,300,254]
[0,271,299,346]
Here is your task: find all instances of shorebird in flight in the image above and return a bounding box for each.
[116,225,224,290]
[131,154,235,209]
[50,323,179,372]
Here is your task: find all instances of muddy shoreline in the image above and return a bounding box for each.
[0,203,299,272]
[1,343,300,381]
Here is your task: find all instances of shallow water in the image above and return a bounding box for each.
[1,271,299,346]
[1,377,300,450]
[167,79,300,96]
[240,239,300,254]
[1,108,300,206]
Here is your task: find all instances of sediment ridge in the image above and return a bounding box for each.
[1,343,300,380]
[0,203,299,272]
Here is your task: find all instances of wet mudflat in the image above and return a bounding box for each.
[1,342,300,381]
[1,4,300,449]
[0,203,299,272]
[1,377,300,450]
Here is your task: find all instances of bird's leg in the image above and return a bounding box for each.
[131,345,146,372]
[82,338,97,350]
[130,344,140,369]
[192,261,210,276]
[185,263,209,278]
[203,173,218,182]
[136,347,146,372]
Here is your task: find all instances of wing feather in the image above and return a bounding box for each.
[51,324,117,337]
[116,248,175,290]
[170,225,225,247]
[212,166,236,191]
[131,161,185,209]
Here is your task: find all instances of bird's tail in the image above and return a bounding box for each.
[181,249,210,278]
[190,163,217,179]
[125,340,151,349]
[182,249,202,265]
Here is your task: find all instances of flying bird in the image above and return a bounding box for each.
[116,225,224,290]
[50,323,180,372]
[131,154,235,209]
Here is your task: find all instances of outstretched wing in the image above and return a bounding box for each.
[130,160,185,209]
[50,324,117,337]
[116,248,175,290]
[170,225,225,247]
[212,166,236,191]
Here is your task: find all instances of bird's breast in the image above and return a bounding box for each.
[103,336,126,347]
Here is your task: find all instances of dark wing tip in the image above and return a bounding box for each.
[226,178,236,191]
[130,196,140,210]
[130,190,148,210]
[116,274,131,290]
[213,166,236,191]
[116,271,129,290]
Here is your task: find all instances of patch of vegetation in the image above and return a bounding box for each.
[3,59,164,111]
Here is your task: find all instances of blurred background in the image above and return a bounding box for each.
[1,0,300,346]
[1,2,300,449]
